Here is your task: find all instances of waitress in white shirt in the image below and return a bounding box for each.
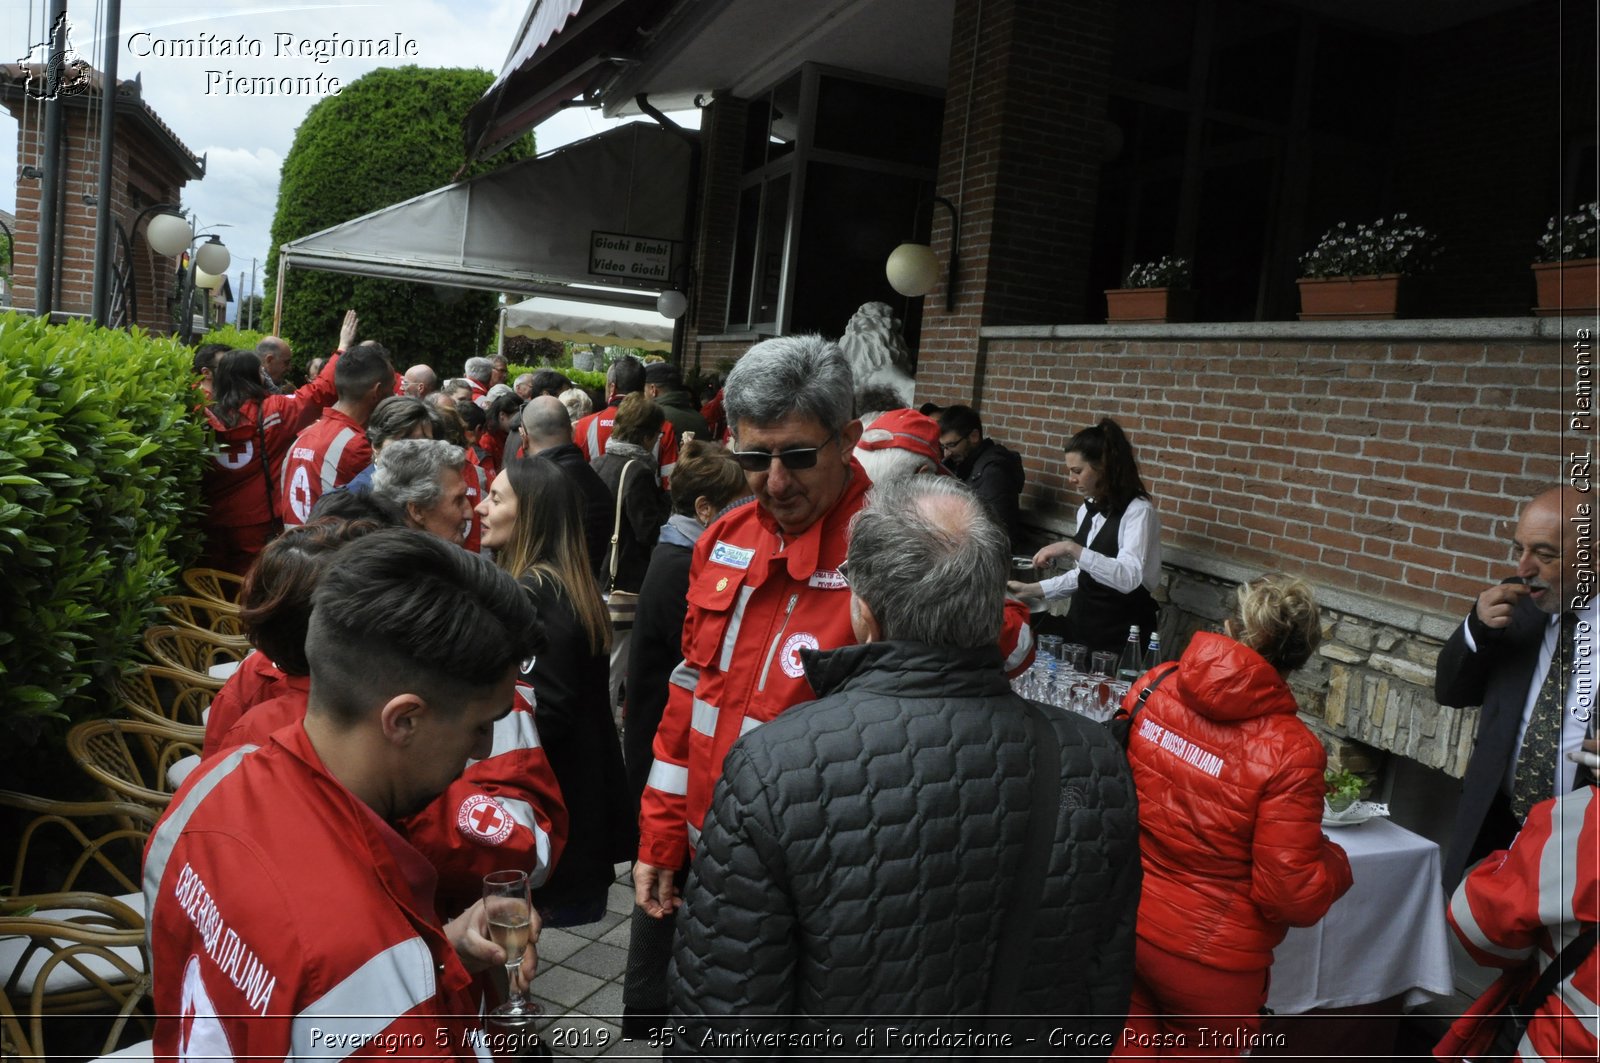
[1009,417,1162,655]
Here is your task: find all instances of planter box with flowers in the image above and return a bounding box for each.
[1296,215,1441,320]
[1105,256,1194,323]
[1532,202,1598,316]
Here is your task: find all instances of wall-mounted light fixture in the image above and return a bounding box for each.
[656,289,688,320]
[885,195,959,311]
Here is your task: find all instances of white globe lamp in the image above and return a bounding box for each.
[656,289,688,320]
[195,235,231,275]
[144,212,193,258]
[885,243,941,298]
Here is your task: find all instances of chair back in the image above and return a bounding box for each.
[155,595,244,636]
[140,626,245,687]
[181,566,246,606]
[112,666,214,730]
[66,718,205,808]
[0,790,158,898]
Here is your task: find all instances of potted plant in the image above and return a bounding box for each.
[1105,256,1194,323]
[1532,202,1598,316]
[1296,215,1441,320]
[1324,768,1364,815]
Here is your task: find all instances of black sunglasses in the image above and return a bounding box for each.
[731,434,838,472]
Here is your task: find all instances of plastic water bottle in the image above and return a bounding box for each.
[1142,631,1162,671]
[1116,625,1142,681]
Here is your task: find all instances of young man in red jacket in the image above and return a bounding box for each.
[279,341,394,526]
[146,530,544,1060]
[574,355,679,484]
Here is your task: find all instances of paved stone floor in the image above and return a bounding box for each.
[527,864,663,1061]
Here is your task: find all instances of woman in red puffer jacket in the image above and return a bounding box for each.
[1115,573,1353,1058]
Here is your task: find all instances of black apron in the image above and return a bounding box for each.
[1061,500,1159,657]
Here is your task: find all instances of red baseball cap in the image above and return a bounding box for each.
[856,408,950,473]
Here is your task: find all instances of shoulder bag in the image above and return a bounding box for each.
[605,459,640,631]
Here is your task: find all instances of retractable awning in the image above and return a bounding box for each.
[275,123,692,312]
[500,294,674,351]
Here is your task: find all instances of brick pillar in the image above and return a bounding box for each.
[689,94,747,343]
[915,0,1115,405]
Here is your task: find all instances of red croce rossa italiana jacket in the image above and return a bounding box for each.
[201,356,341,529]
[146,725,496,1062]
[279,406,371,527]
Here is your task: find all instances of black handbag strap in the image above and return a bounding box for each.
[254,406,281,527]
[1111,662,1179,748]
[1514,924,1597,1022]
[985,699,1063,1019]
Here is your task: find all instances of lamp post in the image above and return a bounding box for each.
[144,210,231,343]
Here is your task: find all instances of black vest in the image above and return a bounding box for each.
[1062,500,1159,656]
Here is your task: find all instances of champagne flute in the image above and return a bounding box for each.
[483,870,541,1025]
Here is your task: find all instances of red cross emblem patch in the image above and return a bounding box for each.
[456,794,514,846]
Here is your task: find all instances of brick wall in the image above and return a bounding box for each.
[915,0,1116,399]
[956,332,1562,616]
[926,321,1574,777]
[5,97,191,333]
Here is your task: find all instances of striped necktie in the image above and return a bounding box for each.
[1510,612,1578,820]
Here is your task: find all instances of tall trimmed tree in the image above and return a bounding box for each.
[264,66,532,371]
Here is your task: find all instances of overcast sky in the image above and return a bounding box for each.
[4,0,698,308]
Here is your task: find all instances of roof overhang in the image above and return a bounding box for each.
[279,123,692,309]
[465,0,955,160]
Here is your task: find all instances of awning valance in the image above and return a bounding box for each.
[501,294,674,351]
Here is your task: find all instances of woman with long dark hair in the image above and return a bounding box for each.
[478,456,635,926]
[200,347,341,574]
[1009,416,1163,655]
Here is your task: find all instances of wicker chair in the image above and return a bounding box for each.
[181,566,246,607]
[0,790,157,901]
[0,893,150,1061]
[65,718,205,808]
[111,665,214,730]
[155,595,245,637]
[140,626,246,687]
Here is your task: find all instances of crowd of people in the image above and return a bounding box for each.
[148,319,1596,1061]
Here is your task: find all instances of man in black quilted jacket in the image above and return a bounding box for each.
[669,475,1141,1058]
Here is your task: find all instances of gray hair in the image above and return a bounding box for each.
[724,335,854,440]
[463,357,494,385]
[854,445,938,484]
[847,476,1006,649]
[371,438,466,511]
[558,387,593,423]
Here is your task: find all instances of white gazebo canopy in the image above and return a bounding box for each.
[500,294,675,352]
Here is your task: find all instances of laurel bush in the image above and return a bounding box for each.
[0,312,207,774]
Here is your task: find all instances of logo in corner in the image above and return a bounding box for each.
[456,794,514,846]
[779,632,819,679]
[20,14,92,102]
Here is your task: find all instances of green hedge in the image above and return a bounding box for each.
[0,313,208,775]
[506,362,607,392]
[198,323,270,352]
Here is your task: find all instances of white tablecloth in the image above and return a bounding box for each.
[1267,817,1455,1014]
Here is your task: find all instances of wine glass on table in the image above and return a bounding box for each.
[483,870,541,1025]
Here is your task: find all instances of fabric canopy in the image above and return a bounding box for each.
[501,294,674,351]
[276,123,691,310]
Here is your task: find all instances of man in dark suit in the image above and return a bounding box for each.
[1436,486,1597,888]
